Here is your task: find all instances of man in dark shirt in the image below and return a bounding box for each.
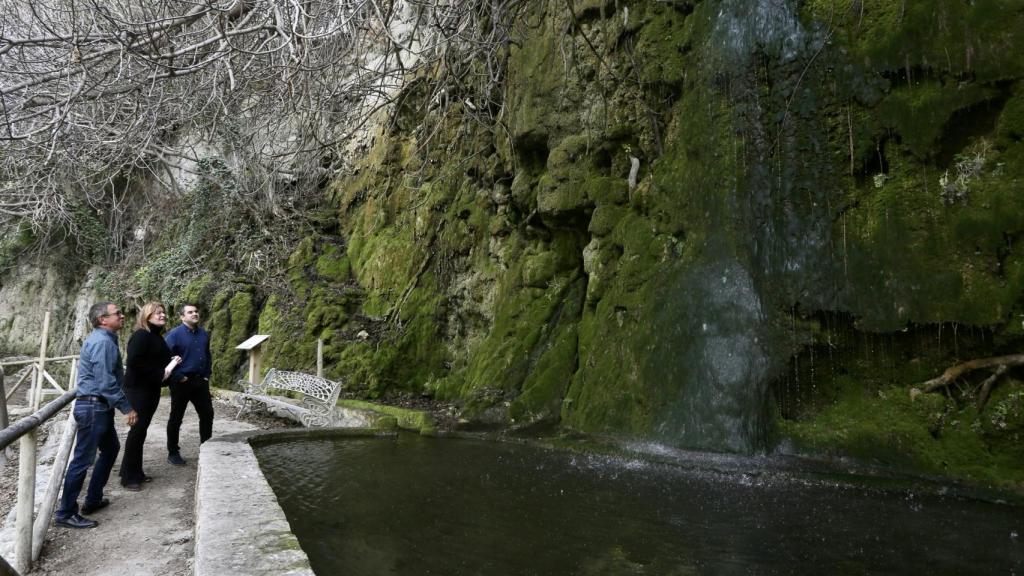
[56,302,138,529]
[164,303,214,466]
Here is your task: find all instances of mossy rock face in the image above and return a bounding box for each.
[876,82,997,160]
[998,93,1024,142]
[315,244,351,283]
[248,232,369,386]
[780,379,1024,488]
[586,177,629,207]
[219,0,1024,484]
[802,0,1024,81]
[209,288,256,388]
[337,398,435,433]
[432,264,585,414]
[587,204,626,238]
[536,174,591,218]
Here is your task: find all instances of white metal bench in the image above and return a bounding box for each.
[236,369,342,427]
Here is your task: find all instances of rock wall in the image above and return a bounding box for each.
[267,0,1020,482]
[3,0,1022,486]
[0,261,96,357]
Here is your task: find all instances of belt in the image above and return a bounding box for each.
[77,394,108,404]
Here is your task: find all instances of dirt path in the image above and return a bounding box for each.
[20,393,269,576]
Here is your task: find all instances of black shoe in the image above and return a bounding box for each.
[142,474,154,483]
[167,453,186,466]
[55,514,98,529]
[81,499,110,514]
[123,483,142,492]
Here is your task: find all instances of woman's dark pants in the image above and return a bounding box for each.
[119,385,160,485]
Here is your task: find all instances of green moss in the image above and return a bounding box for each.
[802,0,1024,81]
[382,288,450,393]
[257,294,283,335]
[837,134,1024,330]
[228,291,254,345]
[536,173,590,216]
[535,134,605,217]
[435,266,585,420]
[508,322,579,425]
[585,176,629,206]
[315,244,351,282]
[878,81,995,159]
[179,274,214,308]
[780,382,1024,489]
[561,44,743,438]
[505,5,563,146]
[0,222,35,272]
[631,2,690,87]
[288,236,316,270]
[337,398,435,433]
[997,93,1024,142]
[228,0,1024,481]
[335,341,378,393]
[521,243,575,289]
[587,205,625,237]
[256,294,316,375]
[208,288,257,388]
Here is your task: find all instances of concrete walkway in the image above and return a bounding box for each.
[30,393,256,576]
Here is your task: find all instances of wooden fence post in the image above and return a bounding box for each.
[31,311,51,410]
[14,430,36,573]
[0,364,8,432]
[32,409,77,561]
[317,339,324,379]
[0,365,8,469]
[14,310,51,573]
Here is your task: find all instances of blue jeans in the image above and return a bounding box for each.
[57,399,119,518]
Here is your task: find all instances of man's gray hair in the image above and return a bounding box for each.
[88,301,115,327]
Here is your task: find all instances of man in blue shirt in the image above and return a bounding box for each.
[56,302,138,529]
[164,303,214,466]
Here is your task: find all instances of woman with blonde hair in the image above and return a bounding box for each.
[119,302,180,491]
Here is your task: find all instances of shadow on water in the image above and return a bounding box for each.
[255,432,1023,576]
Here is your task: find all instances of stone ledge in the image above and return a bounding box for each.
[194,431,314,576]
[195,428,398,576]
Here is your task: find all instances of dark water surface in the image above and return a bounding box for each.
[255,434,1022,575]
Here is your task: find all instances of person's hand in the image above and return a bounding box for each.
[126,410,138,427]
[163,356,183,381]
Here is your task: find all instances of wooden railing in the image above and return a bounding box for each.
[0,312,80,575]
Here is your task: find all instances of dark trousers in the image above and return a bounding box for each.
[166,377,214,455]
[57,398,118,518]
[119,385,160,485]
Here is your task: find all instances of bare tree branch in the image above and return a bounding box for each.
[1,0,525,252]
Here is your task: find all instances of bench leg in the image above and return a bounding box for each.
[236,396,250,420]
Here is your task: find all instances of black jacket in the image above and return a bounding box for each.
[123,326,172,389]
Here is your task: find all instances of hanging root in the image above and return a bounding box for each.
[910,354,1024,410]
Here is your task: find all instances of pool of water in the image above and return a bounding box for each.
[255,434,1023,575]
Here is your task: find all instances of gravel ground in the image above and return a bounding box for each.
[0,390,294,575]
